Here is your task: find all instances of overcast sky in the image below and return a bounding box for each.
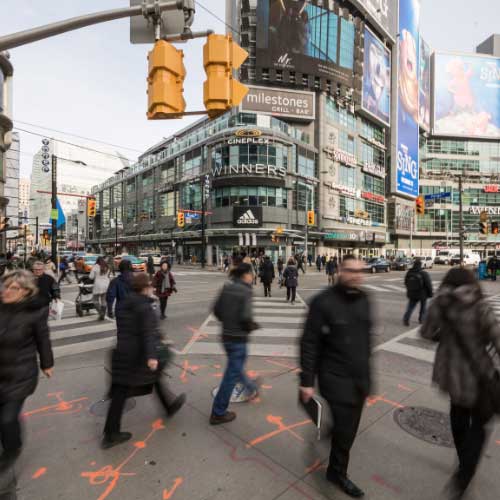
[1,0,498,177]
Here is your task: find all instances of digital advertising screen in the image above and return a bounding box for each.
[396,0,420,199]
[255,0,355,86]
[419,38,431,131]
[361,27,391,127]
[349,0,398,40]
[433,52,500,139]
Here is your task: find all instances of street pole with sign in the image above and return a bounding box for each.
[201,174,210,268]
[115,207,118,256]
[75,216,79,252]
[51,154,58,263]
[458,175,464,266]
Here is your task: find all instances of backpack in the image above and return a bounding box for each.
[406,272,423,296]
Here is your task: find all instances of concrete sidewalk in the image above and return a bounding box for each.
[3,347,500,500]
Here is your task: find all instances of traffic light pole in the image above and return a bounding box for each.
[458,174,464,266]
[201,181,206,269]
[115,208,119,256]
[51,155,58,264]
[76,216,79,252]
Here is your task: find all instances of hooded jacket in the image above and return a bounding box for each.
[106,272,132,313]
[404,261,433,301]
[283,265,299,288]
[421,283,500,408]
[0,298,54,403]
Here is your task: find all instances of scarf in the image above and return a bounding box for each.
[160,271,171,293]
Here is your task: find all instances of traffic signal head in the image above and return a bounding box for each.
[492,222,499,235]
[0,217,10,232]
[87,199,96,218]
[307,210,315,226]
[203,34,249,119]
[177,211,185,228]
[480,222,488,234]
[416,196,425,215]
[147,40,186,120]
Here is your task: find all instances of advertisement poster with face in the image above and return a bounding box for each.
[433,52,500,139]
[255,0,355,85]
[362,27,391,126]
[419,38,431,131]
[396,0,420,198]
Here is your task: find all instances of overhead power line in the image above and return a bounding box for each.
[195,1,240,35]
[14,120,144,153]
[13,127,136,163]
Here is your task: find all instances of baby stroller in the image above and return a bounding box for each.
[75,276,96,317]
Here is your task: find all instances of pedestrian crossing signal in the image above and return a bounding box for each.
[480,222,488,234]
[492,222,499,235]
[416,196,425,215]
[177,211,185,228]
[307,211,315,226]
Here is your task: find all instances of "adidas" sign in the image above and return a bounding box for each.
[236,209,259,225]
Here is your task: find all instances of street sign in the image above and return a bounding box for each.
[50,209,58,220]
[424,192,451,201]
[130,0,193,44]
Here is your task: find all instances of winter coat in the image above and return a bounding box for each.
[259,260,275,284]
[153,270,176,299]
[325,260,337,275]
[404,268,433,301]
[34,273,60,308]
[111,293,164,388]
[213,279,256,343]
[283,265,299,288]
[146,257,155,275]
[106,272,133,313]
[277,259,284,272]
[0,298,54,403]
[300,283,373,406]
[89,264,110,295]
[421,284,500,408]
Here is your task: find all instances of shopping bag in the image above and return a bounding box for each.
[49,300,64,321]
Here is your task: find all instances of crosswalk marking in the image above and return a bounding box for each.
[183,292,307,358]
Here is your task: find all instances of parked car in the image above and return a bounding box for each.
[114,254,146,272]
[390,257,413,271]
[434,251,453,265]
[422,256,434,269]
[364,258,391,273]
[139,253,164,266]
[450,253,481,266]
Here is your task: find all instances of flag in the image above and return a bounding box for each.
[48,198,66,230]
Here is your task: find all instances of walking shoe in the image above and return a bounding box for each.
[403,320,410,326]
[247,377,263,400]
[0,449,21,472]
[160,314,167,320]
[209,411,236,425]
[101,432,132,450]
[326,473,364,498]
[291,301,295,305]
[167,393,186,417]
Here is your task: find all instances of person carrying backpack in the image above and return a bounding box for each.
[403,258,433,326]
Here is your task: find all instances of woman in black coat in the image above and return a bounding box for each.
[259,256,275,297]
[0,270,54,471]
[102,273,185,449]
[283,258,299,305]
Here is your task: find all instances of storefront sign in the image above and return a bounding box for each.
[212,164,286,178]
[324,232,359,241]
[241,86,315,121]
[362,162,386,178]
[484,185,500,193]
[228,136,270,145]
[345,216,371,227]
[233,206,263,228]
[374,233,386,243]
[361,191,385,204]
[469,206,500,215]
[324,147,358,168]
[328,182,360,198]
[354,209,370,220]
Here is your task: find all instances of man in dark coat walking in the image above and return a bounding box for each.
[403,258,433,326]
[300,256,372,498]
[106,260,133,319]
[259,255,275,297]
[31,260,60,315]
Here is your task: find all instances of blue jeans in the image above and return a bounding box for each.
[212,342,256,416]
[403,298,427,323]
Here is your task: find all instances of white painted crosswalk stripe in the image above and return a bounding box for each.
[183,293,307,358]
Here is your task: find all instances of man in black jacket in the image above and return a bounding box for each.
[32,261,60,315]
[403,258,433,326]
[300,255,372,498]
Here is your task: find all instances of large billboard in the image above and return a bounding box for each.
[255,0,355,85]
[396,0,420,198]
[419,38,431,131]
[349,0,398,40]
[362,27,391,127]
[433,52,500,139]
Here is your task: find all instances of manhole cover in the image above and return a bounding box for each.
[89,398,137,417]
[394,406,453,448]
[211,383,252,403]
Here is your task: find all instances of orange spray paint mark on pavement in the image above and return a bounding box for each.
[397,384,413,392]
[32,467,47,479]
[163,477,184,499]
[81,419,165,500]
[186,326,208,344]
[179,360,206,383]
[246,415,312,448]
[265,359,300,373]
[366,394,405,409]
[304,459,324,474]
[22,392,88,419]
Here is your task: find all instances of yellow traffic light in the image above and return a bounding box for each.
[147,40,186,120]
[416,196,425,216]
[177,211,185,228]
[87,199,96,218]
[307,210,315,226]
[203,34,249,119]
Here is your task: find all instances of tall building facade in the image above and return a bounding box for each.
[4,132,20,251]
[19,177,30,220]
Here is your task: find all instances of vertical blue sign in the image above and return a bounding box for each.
[396,0,420,198]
